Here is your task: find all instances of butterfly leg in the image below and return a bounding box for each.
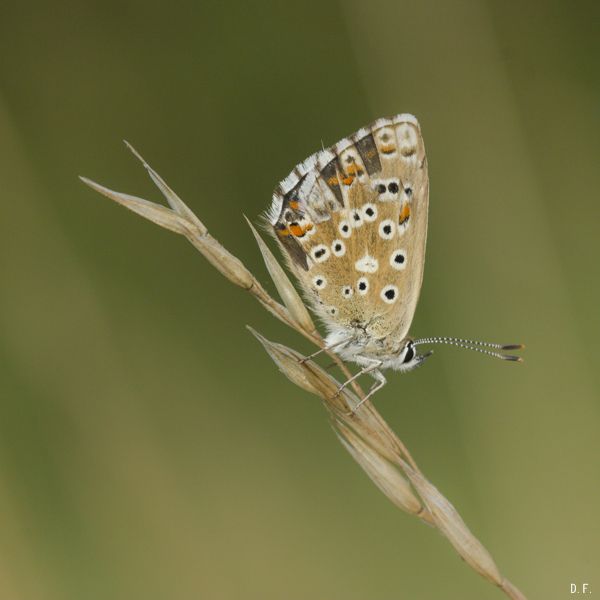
[299,338,350,364]
[336,358,383,398]
[352,370,387,413]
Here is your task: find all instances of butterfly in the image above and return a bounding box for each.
[267,114,522,408]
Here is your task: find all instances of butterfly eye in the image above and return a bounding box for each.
[402,343,415,364]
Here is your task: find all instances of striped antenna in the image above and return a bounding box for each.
[412,336,525,362]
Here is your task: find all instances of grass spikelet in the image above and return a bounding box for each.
[245,217,316,335]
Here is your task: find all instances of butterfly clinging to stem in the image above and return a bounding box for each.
[267,114,523,409]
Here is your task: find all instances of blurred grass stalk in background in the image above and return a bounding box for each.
[80,143,528,600]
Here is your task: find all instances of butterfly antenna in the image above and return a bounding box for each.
[412,336,524,362]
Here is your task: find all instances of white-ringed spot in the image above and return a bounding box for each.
[357,277,369,295]
[390,249,407,270]
[355,254,379,273]
[380,284,399,304]
[376,127,397,157]
[372,178,401,202]
[312,275,327,289]
[350,209,364,228]
[331,239,346,257]
[341,285,353,299]
[378,219,395,240]
[311,244,330,263]
[396,123,418,158]
[338,220,352,238]
[361,203,377,222]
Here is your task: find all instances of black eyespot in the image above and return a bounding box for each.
[353,212,361,221]
[335,243,342,251]
[316,279,323,286]
[384,288,396,300]
[377,184,386,194]
[405,187,413,196]
[383,225,392,235]
[365,207,374,217]
[342,224,349,232]
[388,182,399,194]
[358,281,367,291]
[315,249,326,258]
[403,344,415,363]
[394,253,405,264]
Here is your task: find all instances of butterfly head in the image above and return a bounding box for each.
[392,339,434,373]
[391,336,525,373]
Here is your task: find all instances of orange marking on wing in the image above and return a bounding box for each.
[276,227,291,237]
[288,222,314,237]
[399,203,411,225]
[346,164,364,176]
[381,145,397,154]
[289,200,299,210]
[327,176,340,187]
[342,175,354,185]
[289,223,303,236]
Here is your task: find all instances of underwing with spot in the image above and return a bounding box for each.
[266,114,523,408]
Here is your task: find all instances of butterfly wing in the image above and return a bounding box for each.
[267,114,428,343]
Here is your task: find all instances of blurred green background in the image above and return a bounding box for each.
[1,1,598,598]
